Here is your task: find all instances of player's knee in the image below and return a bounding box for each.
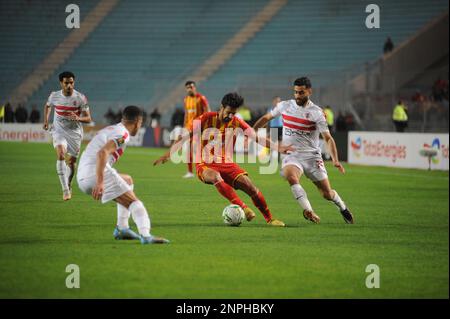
[122,175,133,185]
[248,186,258,197]
[244,182,258,196]
[211,173,222,184]
[204,171,221,184]
[286,174,299,185]
[322,190,334,200]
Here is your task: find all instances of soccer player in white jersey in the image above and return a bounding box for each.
[77,105,169,244]
[253,77,354,224]
[43,71,92,201]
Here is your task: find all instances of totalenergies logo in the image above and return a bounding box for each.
[351,136,407,163]
[422,138,449,164]
[351,137,362,157]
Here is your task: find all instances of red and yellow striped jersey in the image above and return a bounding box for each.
[184,93,209,128]
[187,112,251,164]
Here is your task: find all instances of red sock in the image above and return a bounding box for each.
[187,163,193,173]
[251,191,273,222]
[214,180,246,208]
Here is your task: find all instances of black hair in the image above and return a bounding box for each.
[293,77,312,88]
[59,71,75,81]
[122,105,143,121]
[221,92,244,109]
[185,80,196,87]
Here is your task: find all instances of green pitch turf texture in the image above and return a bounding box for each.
[0,141,448,298]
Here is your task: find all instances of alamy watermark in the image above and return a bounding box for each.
[65,264,80,288]
[365,4,380,29]
[365,264,380,288]
[66,4,80,29]
[168,121,286,175]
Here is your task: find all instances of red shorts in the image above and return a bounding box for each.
[196,162,248,188]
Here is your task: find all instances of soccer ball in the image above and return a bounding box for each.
[222,204,245,226]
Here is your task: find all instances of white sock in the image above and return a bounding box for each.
[117,204,130,230]
[56,160,69,192]
[291,184,313,212]
[129,200,151,237]
[331,190,347,211]
[117,185,135,230]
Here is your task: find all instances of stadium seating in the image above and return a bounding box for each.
[202,0,449,108]
[1,0,448,125]
[25,0,270,122]
[0,0,100,103]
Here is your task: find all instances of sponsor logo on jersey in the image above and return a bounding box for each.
[116,137,125,146]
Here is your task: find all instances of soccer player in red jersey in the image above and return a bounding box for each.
[154,92,292,226]
[182,80,210,178]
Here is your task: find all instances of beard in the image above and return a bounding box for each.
[296,98,308,106]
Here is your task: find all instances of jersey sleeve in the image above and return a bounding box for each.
[200,95,209,113]
[270,101,285,118]
[187,112,208,133]
[108,127,130,148]
[46,92,55,107]
[316,109,329,133]
[80,94,89,112]
[235,117,251,131]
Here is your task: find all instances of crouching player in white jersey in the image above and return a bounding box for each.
[253,77,354,224]
[43,71,92,201]
[77,105,169,244]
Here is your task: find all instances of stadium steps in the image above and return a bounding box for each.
[153,0,288,114]
[200,0,449,110]
[8,0,119,104]
[345,10,449,128]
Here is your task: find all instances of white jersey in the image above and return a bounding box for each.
[47,89,89,137]
[77,123,130,179]
[271,99,329,158]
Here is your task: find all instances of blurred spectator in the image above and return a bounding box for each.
[115,109,123,123]
[412,90,425,102]
[267,96,282,140]
[104,108,116,124]
[14,103,28,123]
[383,37,394,54]
[237,105,252,124]
[171,107,185,129]
[142,109,148,127]
[29,104,40,123]
[392,100,408,132]
[432,77,448,102]
[345,112,355,131]
[150,108,161,128]
[323,105,334,132]
[3,102,15,122]
[336,111,347,132]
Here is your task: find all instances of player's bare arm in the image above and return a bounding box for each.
[92,140,117,200]
[153,132,192,166]
[204,100,210,113]
[43,104,52,130]
[253,112,274,130]
[246,127,292,154]
[67,109,92,123]
[321,131,345,174]
[252,113,291,152]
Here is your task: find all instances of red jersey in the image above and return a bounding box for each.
[184,93,209,128]
[187,112,251,164]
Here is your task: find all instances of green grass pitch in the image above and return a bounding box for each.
[0,141,448,298]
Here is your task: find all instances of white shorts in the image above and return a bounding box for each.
[281,153,328,182]
[52,130,82,158]
[77,166,132,203]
